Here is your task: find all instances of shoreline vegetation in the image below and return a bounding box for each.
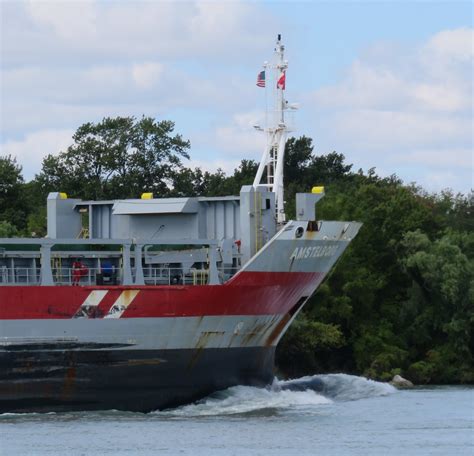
[1,117,472,385]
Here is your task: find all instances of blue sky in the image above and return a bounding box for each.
[1,0,472,194]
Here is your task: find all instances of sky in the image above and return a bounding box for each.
[1,0,473,194]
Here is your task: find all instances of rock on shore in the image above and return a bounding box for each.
[390,374,414,388]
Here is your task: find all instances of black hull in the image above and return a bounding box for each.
[0,346,275,413]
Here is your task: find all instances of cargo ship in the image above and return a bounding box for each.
[0,36,361,413]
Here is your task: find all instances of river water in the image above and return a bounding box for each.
[1,374,472,455]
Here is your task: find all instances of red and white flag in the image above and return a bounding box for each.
[277,71,286,90]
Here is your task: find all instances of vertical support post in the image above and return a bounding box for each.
[208,246,219,285]
[122,244,133,285]
[239,185,258,265]
[30,257,36,284]
[134,244,144,285]
[9,258,14,284]
[40,244,54,286]
[253,132,275,188]
[275,131,287,223]
[88,204,93,239]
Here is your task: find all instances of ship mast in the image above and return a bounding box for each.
[253,34,291,224]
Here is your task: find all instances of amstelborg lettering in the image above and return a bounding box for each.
[289,245,338,261]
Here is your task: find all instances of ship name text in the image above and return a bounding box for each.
[290,245,338,261]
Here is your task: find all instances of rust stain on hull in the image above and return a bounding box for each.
[265,297,309,347]
[265,315,292,347]
[188,331,225,370]
[62,366,76,400]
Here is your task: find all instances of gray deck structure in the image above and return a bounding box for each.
[1,185,288,287]
[0,185,331,288]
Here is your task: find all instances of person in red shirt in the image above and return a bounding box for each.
[72,259,88,286]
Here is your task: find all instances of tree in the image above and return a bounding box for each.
[282,137,353,218]
[0,155,27,231]
[171,159,259,198]
[284,162,473,383]
[0,221,19,237]
[284,136,314,184]
[276,314,345,377]
[221,159,259,195]
[400,230,474,383]
[171,167,228,197]
[35,116,190,200]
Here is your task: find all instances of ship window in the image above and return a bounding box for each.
[266,198,271,210]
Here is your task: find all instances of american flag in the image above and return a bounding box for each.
[256,70,265,88]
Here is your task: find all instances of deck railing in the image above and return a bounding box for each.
[0,266,240,286]
[0,238,228,286]
[0,267,41,285]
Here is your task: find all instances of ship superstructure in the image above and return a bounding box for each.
[0,36,361,412]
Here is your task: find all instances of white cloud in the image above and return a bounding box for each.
[0,129,74,180]
[214,111,267,156]
[26,0,99,41]
[313,60,409,110]
[308,27,473,192]
[1,2,471,195]
[2,63,177,105]
[132,62,164,90]
[314,29,473,115]
[410,82,467,112]
[0,62,254,137]
[424,27,474,62]
[0,1,276,181]
[326,109,471,150]
[396,148,472,169]
[2,1,274,66]
[421,170,465,193]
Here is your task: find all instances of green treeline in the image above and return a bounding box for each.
[277,138,473,384]
[1,117,473,384]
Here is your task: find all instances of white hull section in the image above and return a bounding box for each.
[1,314,289,351]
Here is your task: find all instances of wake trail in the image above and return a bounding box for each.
[156,374,396,417]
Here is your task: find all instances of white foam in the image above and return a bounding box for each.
[157,384,331,417]
[155,374,396,417]
[281,373,397,401]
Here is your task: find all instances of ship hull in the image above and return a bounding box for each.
[0,221,362,413]
[0,346,275,413]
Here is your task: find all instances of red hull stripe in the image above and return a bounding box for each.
[0,271,324,320]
